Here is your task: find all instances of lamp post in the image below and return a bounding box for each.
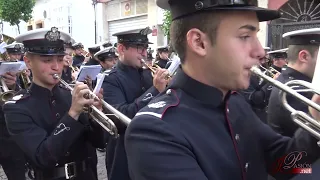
[92,0,98,44]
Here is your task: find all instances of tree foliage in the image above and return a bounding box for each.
[0,0,35,34]
[161,10,172,38]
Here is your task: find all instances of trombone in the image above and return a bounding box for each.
[250,66,320,139]
[53,74,131,137]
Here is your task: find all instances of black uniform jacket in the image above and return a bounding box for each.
[3,83,104,178]
[154,58,168,69]
[268,67,313,137]
[125,68,320,180]
[61,66,73,84]
[72,55,85,68]
[102,61,158,180]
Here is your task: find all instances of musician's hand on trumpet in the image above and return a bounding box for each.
[153,68,170,93]
[273,72,280,80]
[68,82,95,120]
[2,72,17,90]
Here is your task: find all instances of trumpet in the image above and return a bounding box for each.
[0,77,15,103]
[20,69,31,89]
[53,74,131,137]
[250,66,320,139]
[141,59,172,80]
[81,49,90,57]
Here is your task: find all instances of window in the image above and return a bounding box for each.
[107,0,148,20]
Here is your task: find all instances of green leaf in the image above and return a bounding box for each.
[160,10,172,39]
[0,0,35,33]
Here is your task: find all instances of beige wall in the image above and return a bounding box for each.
[258,0,269,47]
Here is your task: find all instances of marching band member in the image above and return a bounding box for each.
[125,1,320,180]
[94,46,118,72]
[3,27,104,180]
[102,27,168,180]
[62,42,74,84]
[72,42,87,68]
[85,44,101,66]
[240,48,280,123]
[0,43,26,179]
[154,45,170,68]
[3,42,24,62]
[267,48,288,73]
[268,28,320,137]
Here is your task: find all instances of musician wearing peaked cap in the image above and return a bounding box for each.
[124,1,320,180]
[268,28,320,138]
[94,46,118,72]
[72,42,86,68]
[0,45,26,180]
[85,44,101,66]
[154,45,170,68]
[102,26,168,180]
[3,42,24,61]
[2,27,104,180]
[268,48,288,73]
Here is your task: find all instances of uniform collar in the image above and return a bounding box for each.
[283,67,312,82]
[170,67,230,107]
[29,82,60,98]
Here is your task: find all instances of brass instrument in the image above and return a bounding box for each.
[0,77,15,102]
[141,59,172,80]
[53,74,131,137]
[0,34,15,61]
[20,69,31,89]
[250,66,320,139]
[81,49,90,57]
[259,65,278,78]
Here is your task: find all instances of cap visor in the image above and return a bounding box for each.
[28,52,66,56]
[208,6,281,22]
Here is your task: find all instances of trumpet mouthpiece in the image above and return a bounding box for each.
[53,74,59,79]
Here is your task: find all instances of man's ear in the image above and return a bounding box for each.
[24,55,32,69]
[186,28,208,57]
[298,50,311,63]
[117,44,126,55]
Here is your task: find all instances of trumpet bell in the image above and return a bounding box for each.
[0,90,15,102]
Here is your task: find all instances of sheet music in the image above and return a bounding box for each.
[18,61,27,71]
[167,55,181,76]
[312,46,320,88]
[93,73,106,94]
[76,65,102,82]
[0,42,7,54]
[0,62,23,75]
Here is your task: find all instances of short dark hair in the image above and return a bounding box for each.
[170,11,222,63]
[287,45,319,63]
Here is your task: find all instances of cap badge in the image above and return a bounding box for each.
[45,27,61,42]
[140,27,152,35]
[195,1,204,10]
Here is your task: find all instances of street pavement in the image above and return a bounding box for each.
[0,150,108,180]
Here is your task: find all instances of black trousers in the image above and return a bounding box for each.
[0,156,26,180]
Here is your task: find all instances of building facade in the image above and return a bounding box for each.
[266,0,320,50]
[102,0,167,50]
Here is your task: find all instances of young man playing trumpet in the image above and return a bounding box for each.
[102,27,169,180]
[3,27,105,180]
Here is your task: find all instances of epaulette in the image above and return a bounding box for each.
[5,89,30,104]
[135,88,180,119]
